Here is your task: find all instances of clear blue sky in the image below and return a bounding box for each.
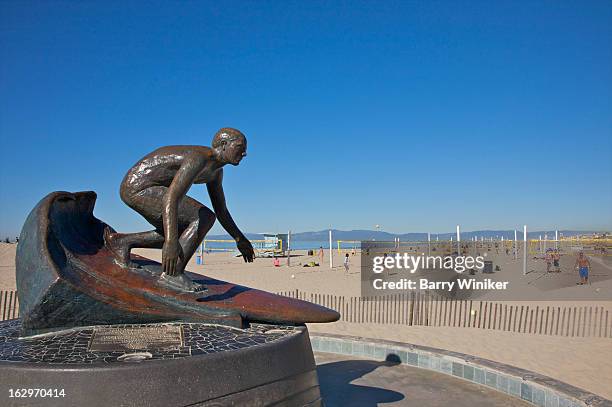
[1,1,611,238]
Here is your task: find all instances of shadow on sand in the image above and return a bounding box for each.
[317,355,405,406]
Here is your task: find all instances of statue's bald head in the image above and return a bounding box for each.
[212,128,246,148]
[212,127,247,166]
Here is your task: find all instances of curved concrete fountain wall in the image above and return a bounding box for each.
[311,333,611,407]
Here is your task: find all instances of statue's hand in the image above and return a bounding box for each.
[237,239,255,263]
[162,239,181,276]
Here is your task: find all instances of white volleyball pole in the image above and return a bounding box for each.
[456,225,460,255]
[329,230,333,269]
[523,225,528,275]
[287,230,291,266]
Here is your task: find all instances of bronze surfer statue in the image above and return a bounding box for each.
[105,127,255,291]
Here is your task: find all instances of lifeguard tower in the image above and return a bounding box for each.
[257,233,287,257]
[195,233,287,264]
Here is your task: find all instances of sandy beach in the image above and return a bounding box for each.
[1,242,611,399]
[0,243,15,292]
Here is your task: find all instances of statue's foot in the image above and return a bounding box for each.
[160,272,207,293]
[103,227,139,269]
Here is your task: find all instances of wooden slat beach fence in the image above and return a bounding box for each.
[0,290,19,320]
[2,289,610,339]
[277,290,612,339]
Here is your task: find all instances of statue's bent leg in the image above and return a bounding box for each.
[104,228,165,267]
[107,186,215,284]
[106,186,168,267]
[176,198,216,273]
[158,196,214,292]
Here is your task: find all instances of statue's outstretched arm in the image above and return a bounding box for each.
[207,169,244,241]
[207,170,254,262]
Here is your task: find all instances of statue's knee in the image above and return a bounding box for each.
[199,207,216,229]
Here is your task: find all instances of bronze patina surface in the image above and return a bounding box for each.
[106,128,254,291]
[15,128,340,335]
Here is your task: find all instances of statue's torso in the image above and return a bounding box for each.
[121,146,219,193]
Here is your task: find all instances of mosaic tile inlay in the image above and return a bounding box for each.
[0,319,299,365]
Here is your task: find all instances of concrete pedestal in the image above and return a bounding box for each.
[0,320,321,406]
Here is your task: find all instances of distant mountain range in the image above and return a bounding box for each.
[208,229,607,242]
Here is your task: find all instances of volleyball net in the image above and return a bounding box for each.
[195,238,285,263]
[338,238,611,257]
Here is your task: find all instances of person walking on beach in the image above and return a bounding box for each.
[343,253,350,272]
[318,246,324,265]
[545,249,553,273]
[574,252,591,285]
[553,249,561,272]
